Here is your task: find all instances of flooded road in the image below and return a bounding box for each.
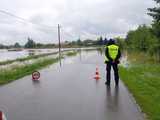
[0,51,144,120]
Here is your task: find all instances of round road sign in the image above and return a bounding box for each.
[32,71,40,80]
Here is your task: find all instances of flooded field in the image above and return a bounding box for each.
[0,48,99,62]
[0,49,57,62]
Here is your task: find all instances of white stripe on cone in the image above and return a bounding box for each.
[0,111,7,120]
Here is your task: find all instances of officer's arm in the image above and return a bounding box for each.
[115,49,121,61]
[105,47,113,61]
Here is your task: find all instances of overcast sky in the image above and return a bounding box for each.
[0,0,155,45]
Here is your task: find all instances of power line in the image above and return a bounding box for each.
[0,10,80,38]
[0,9,57,29]
[61,28,77,38]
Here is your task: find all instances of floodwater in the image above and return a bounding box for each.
[0,51,144,120]
[0,47,98,62]
[0,49,58,62]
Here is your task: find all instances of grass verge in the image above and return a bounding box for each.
[0,57,59,85]
[120,54,160,120]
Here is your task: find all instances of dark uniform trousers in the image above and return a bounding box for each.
[106,62,119,85]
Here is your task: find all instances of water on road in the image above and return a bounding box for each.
[0,51,144,120]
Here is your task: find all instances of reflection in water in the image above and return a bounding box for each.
[0,49,58,62]
[114,86,119,107]
[96,47,104,56]
[28,52,35,56]
[60,48,105,67]
[32,80,41,88]
[106,86,119,112]
[95,80,100,84]
[95,79,100,89]
[59,55,62,67]
[78,48,82,61]
[77,48,105,66]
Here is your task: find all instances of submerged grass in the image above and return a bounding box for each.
[65,51,77,56]
[120,52,160,120]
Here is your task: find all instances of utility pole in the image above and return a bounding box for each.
[58,24,61,66]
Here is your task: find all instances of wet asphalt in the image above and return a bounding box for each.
[0,51,144,120]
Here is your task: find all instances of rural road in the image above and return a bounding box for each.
[0,51,144,120]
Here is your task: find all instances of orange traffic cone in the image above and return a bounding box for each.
[94,67,100,80]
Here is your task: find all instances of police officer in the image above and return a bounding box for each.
[105,39,121,86]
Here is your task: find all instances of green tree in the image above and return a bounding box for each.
[148,0,160,61]
[148,0,160,38]
[77,38,83,46]
[115,37,125,50]
[36,43,44,48]
[148,0,160,22]
[104,38,108,45]
[96,36,103,45]
[83,39,95,46]
[126,25,157,52]
[0,44,5,49]
[24,37,36,48]
[14,42,21,48]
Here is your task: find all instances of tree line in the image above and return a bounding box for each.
[0,37,56,49]
[0,37,108,49]
[115,0,160,61]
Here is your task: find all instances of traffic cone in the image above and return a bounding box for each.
[0,111,2,120]
[0,111,7,120]
[94,67,100,80]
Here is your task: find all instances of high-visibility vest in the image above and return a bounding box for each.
[105,44,119,62]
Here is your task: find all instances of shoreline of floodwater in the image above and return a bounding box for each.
[0,50,78,85]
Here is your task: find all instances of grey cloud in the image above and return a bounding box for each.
[0,0,155,44]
